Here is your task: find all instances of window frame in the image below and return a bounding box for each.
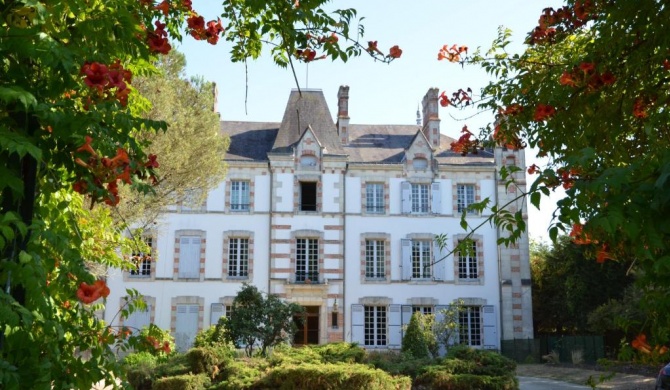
[227,237,249,278]
[364,305,387,347]
[411,183,430,214]
[299,181,318,212]
[365,183,385,214]
[230,180,250,211]
[295,237,319,283]
[459,306,482,347]
[129,236,153,278]
[457,184,475,213]
[365,239,386,280]
[411,239,432,280]
[457,240,478,280]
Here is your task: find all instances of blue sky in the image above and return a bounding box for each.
[177,0,565,242]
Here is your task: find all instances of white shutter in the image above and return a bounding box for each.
[401,305,413,339]
[351,304,365,345]
[125,305,151,335]
[401,182,411,214]
[210,303,224,326]
[433,240,446,281]
[179,236,201,278]
[482,305,498,349]
[431,182,441,214]
[401,239,412,280]
[388,304,402,348]
[175,304,199,352]
[434,305,449,356]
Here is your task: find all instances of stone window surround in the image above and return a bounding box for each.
[360,233,391,283]
[453,234,485,285]
[361,181,389,215]
[290,229,324,283]
[294,174,322,213]
[453,182,481,215]
[119,295,156,328]
[173,229,207,282]
[222,230,254,281]
[225,177,255,213]
[170,296,205,335]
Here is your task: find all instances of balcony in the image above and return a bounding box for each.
[293,271,321,284]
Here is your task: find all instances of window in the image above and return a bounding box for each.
[365,239,385,279]
[300,155,318,167]
[296,238,319,282]
[175,304,199,352]
[458,240,478,280]
[230,180,250,211]
[130,236,152,277]
[210,303,233,326]
[457,184,475,213]
[364,306,387,346]
[300,182,317,211]
[411,183,429,213]
[228,238,249,278]
[178,236,201,279]
[412,306,433,315]
[124,304,151,334]
[365,183,384,213]
[411,240,432,279]
[459,306,482,346]
[412,157,428,169]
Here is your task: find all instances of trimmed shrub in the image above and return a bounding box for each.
[123,351,158,367]
[211,358,266,389]
[123,352,157,390]
[413,368,518,390]
[153,373,212,390]
[154,354,192,378]
[312,342,366,364]
[401,313,434,359]
[364,350,433,379]
[187,346,234,376]
[194,322,231,349]
[253,362,411,390]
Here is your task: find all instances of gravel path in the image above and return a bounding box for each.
[516,364,657,389]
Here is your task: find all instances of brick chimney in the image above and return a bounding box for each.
[421,88,441,148]
[336,85,350,145]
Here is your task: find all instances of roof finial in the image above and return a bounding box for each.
[416,103,421,126]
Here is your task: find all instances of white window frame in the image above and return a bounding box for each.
[227,238,249,278]
[459,306,482,347]
[411,240,432,279]
[365,239,385,279]
[129,236,153,278]
[458,240,478,280]
[457,184,475,213]
[230,180,250,211]
[411,183,429,214]
[296,238,319,283]
[364,306,387,347]
[365,183,384,214]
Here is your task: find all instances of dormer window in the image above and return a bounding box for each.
[412,158,428,170]
[300,155,318,167]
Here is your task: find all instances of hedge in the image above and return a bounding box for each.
[413,369,518,390]
[152,373,212,390]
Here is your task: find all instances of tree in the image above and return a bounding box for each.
[433,300,465,354]
[530,236,633,334]
[115,50,229,230]
[223,284,303,357]
[0,1,398,387]
[401,312,435,359]
[440,0,670,343]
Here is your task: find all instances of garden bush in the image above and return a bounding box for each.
[187,346,234,376]
[364,350,433,378]
[153,353,192,378]
[413,368,518,390]
[253,362,411,390]
[152,373,212,390]
[211,358,267,389]
[312,342,366,363]
[123,352,158,390]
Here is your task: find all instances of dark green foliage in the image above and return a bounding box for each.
[187,346,234,376]
[123,352,157,390]
[269,342,366,365]
[401,312,434,359]
[414,368,518,390]
[194,320,231,348]
[364,350,433,379]
[212,358,267,389]
[253,362,411,390]
[152,373,212,390]
[153,354,192,378]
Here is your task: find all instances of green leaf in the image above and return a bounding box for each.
[0,86,37,109]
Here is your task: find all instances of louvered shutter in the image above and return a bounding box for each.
[351,304,365,345]
[401,182,411,214]
[388,304,402,348]
[401,305,413,339]
[175,304,199,352]
[431,182,441,214]
[210,303,224,326]
[482,305,498,350]
[401,239,412,280]
[433,240,446,281]
[179,236,201,278]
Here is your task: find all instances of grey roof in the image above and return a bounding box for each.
[271,89,344,155]
[220,89,494,166]
[220,121,279,161]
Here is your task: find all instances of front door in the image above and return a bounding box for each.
[293,306,319,345]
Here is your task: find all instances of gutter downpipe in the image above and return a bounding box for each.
[268,160,273,294]
[342,162,346,342]
[494,149,504,348]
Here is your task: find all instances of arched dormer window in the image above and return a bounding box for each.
[300,155,318,167]
[412,157,428,170]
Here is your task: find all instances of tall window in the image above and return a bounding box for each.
[364,306,387,346]
[300,182,317,211]
[124,304,151,334]
[459,306,482,346]
[457,184,475,213]
[411,240,432,279]
[365,239,385,279]
[178,236,201,279]
[458,240,478,280]
[296,238,319,282]
[130,236,152,277]
[230,181,250,211]
[411,183,429,213]
[365,183,384,213]
[228,238,249,278]
[175,304,199,352]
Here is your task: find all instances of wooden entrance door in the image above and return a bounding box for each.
[293,306,319,345]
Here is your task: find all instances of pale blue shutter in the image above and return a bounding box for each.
[482,305,498,349]
[401,305,412,339]
[388,304,402,348]
[431,182,441,214]
[434,305,449,356]
[210,303,224,326]
[401,182,411,214]
[433,240,446,281]
[351,304,365,345]
[401,239,412,280]
[125,305,151,335]
[175,304,199,352]
[179,236,201,278]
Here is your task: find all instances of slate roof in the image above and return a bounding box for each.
[219,89,494,166]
